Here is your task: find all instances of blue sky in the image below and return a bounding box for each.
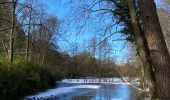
[41,0,67,18]
[39,0,161,64]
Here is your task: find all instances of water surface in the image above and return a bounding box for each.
[61,84,141,100]
[26,83,143,100]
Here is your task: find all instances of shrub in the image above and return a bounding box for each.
[0,61,61,99]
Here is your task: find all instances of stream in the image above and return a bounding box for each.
[25,82,148,100]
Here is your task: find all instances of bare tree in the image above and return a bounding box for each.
[8,0,18,62]
[40,15,59,64]
[24,0,33,60]
[88,37,98,81]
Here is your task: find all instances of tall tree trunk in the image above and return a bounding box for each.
[9,0,16,62]
[141,0,170,99]
[25,0,32,60]
[126,0,156,93]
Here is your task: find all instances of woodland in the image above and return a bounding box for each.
[0,0,170,100]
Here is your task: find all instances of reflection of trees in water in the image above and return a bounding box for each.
[72,96,93,100]
[103,84,111,100]
[55,84,143,100]
[72,85,113,100]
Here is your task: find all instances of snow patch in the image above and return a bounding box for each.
[25,85,101,99]
[61,78,140,85]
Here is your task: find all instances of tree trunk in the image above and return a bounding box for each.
[2,39,8,56]
[9,0,16,62]
[25,0,32,60]
[126,0,156,93]
[141,0,170,99]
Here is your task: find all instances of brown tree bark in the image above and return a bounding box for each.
[141,0,170,99]
[126,0,156,93]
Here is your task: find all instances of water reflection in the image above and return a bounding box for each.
[26,84,142,100]
[71,84,140,100]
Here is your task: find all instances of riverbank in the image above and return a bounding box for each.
[0,61,61,100]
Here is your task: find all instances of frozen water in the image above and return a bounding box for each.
[25,84,101,99]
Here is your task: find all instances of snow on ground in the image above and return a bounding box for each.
[61,78,140,85]
[25,85,101,99]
